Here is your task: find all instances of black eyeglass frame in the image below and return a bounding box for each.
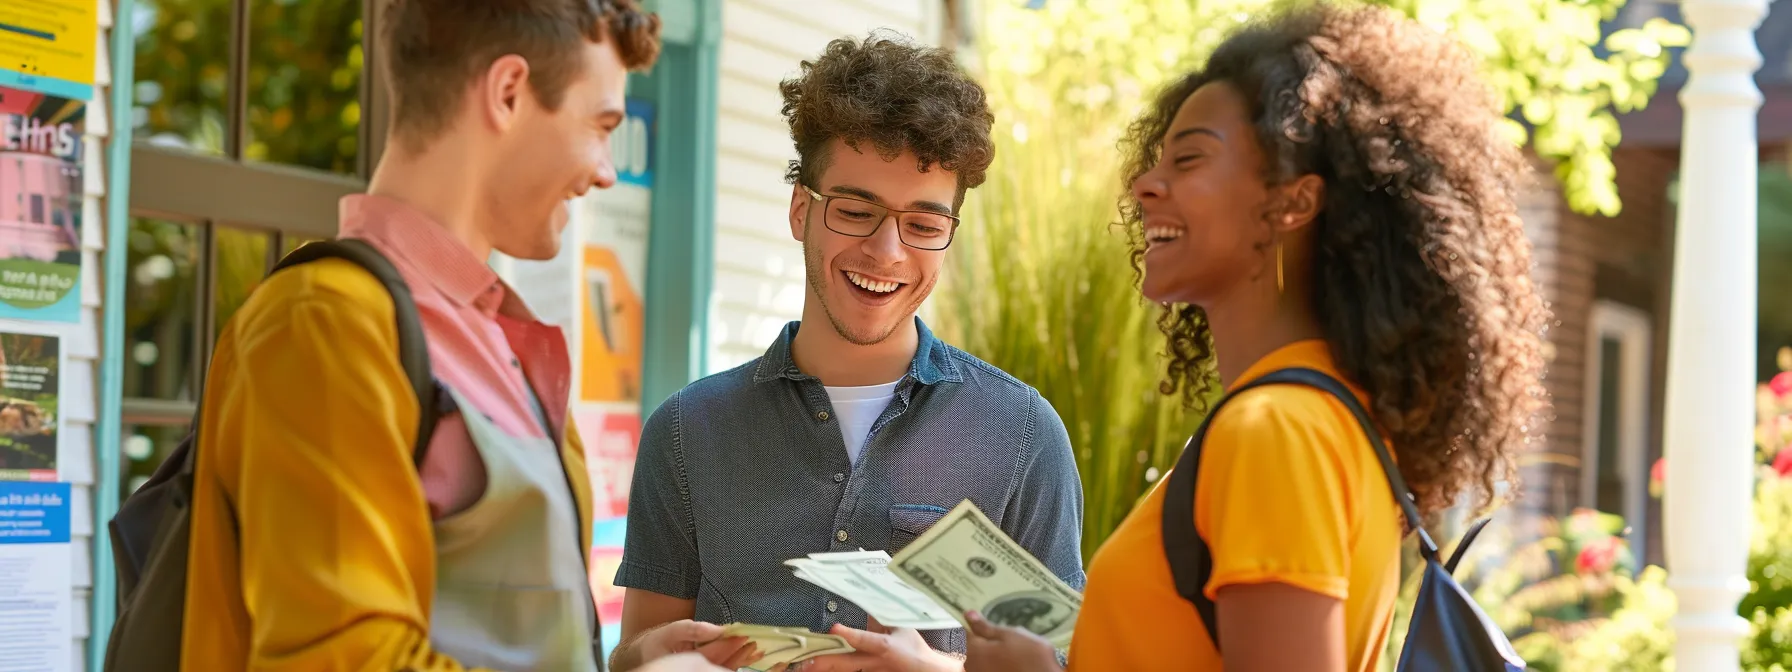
[802,184,961,251]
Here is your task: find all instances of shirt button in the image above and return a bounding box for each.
[833,473,845,483]
[817,410,830,421]
[826,600,839,613]
[836,529,849,542]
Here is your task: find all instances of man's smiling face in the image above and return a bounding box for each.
[790,138,959,346]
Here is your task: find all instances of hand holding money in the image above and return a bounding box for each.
[613,620,762,672]
[786,500,1081,648]
[713,623,854,671]
[885,500,1082,647]
[964,610,1063,672]
[799,624,963,672]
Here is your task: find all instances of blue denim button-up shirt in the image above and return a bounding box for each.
[616,318,1086,653]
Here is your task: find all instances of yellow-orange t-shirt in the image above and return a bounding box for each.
[1066,340,1401,671]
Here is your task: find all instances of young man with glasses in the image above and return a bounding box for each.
[607,32,1086,672]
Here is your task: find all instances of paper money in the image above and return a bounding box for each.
[888,500,1082,647]
[717,623,854,671]
[783,500,1081,648]
[785,551,962,630]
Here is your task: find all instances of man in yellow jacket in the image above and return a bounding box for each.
[176,2,727,670]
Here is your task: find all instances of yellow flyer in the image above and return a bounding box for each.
[0,1,98,100]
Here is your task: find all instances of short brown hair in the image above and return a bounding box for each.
[381,0,662,149]
[780,31,995,207]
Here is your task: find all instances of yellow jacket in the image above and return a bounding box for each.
[179,258,593,671]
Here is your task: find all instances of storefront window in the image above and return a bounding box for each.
[246,0,364,174]
[121,424,191,498]
[124,0,381,483]
[132,0,233,155]
[122,218,201,402]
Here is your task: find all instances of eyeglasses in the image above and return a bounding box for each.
[803,185,960,251]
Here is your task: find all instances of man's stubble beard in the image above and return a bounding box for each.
[802,219,932,347]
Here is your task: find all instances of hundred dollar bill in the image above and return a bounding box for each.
[888,499,1082,647]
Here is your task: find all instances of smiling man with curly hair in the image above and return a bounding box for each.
[609,31,1087,672]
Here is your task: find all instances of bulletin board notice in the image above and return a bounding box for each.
[0,1,97,100]
[0,480,72,672]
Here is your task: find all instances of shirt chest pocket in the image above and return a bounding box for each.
[887,504,948,554]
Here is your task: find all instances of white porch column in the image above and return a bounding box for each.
[1665,0,1769,669]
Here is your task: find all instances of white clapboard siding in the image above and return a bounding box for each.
[78,2,112,668]
[707,0,945,373]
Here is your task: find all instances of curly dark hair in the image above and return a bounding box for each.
[1119,5,1549,516]
[780,30,995,207]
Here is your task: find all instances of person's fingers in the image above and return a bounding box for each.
[672,619,727,644]
[866,616,891,634]
[965,610,1001,640]
[827,623,891,655]
[697,637,751,666]
[797,652,880,672]
[719,641,761,669]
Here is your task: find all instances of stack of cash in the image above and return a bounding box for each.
[785,550,962,630]
[717,623,853,671]
[788,500,1083,648]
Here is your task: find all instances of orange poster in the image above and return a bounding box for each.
[579,245,644,403]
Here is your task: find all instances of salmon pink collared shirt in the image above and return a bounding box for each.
[338,194,573,519]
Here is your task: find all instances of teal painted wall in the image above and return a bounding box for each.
[640,0,721,413]
[91,0,138,667]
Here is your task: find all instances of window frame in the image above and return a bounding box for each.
[1580,300,1655,560]
[120,0,389,428]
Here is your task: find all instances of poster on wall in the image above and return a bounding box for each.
[0,331,57,481]
[580,97,653,659]
[0,0,98,100]
[0,86,85,323]
[0,480,72,672]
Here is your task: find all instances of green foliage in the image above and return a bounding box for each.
[1746,602,1792,672]
[1432,361,1792,672]
[1548,566,1677,671]
[933,56,1206,556]
[944,0,1687,558]
[1745,475,1792,623]
[1744,359,1792,670]
[1375,0,1689,215]
[132,0,365,172]
[1418,512,1672,672]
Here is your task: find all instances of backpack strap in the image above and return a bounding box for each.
[1162,366,1435,650]
[270,239,441,465]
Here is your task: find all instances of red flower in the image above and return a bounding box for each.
[1576,536,1623,575]
[1771,371,1792,399]
[1775,447,1792,478]
[1650,458,1665,498]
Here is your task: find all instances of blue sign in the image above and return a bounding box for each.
[0,481,70,544]
[618,98,655,189]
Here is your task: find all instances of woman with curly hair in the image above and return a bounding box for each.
[964,4,1547,671]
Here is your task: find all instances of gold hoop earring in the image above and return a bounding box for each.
[1275,241,1285,294]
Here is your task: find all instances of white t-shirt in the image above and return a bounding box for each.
[824,380,900,467]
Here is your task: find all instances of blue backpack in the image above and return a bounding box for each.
[1161,367,1525,671]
